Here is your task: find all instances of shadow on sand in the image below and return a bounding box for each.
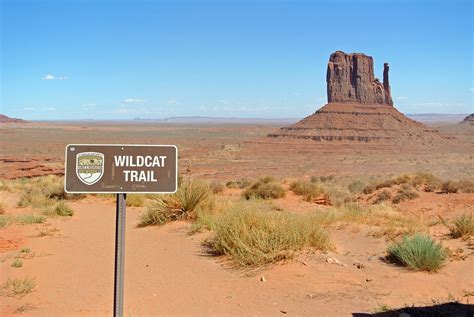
[353,302,474,317]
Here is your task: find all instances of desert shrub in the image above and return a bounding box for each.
[348,180,365,194]
[441,181,459,193]
[410,172,442,191]
[17,188,52,208]
[242,177,285,200]
[310,175,335,183]
[209,181,225,194]
[362,184,376,195]
[208,202,331,266]
[126,194,145,207]
[11,259,23,268]
[15,214,46,224]
[386,234,447,272]
[374,190,392,204]
[52,201,74,216]
[457,180,474,193]
[392,184,419,204]
[138,180,212,227]
[322,185,353,206]
[290,180,323,202]
[0,180,12,191]
[0,215,11,228]
[226,178,252,189]
[1,277,35,298]
[445,214,474,239]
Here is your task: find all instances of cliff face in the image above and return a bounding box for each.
[326,51,393,106]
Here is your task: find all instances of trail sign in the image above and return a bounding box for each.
[64,144,178,317]
[65,144,178,193]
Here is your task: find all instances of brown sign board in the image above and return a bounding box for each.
[64,144,177,193]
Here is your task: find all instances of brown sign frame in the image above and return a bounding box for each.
[64,144,178,194]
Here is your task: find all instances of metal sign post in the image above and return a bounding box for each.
[114,193,126,317]
[64,144,178,317]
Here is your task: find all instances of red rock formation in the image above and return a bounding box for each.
[326,51,392,106]
[460,114,474,125]
[0,114,27,123]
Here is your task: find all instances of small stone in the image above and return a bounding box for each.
[365,278,372,282]
[326,257,346,266]
[260,276,266,282]
[280,310,287,314]
[353,262,365,269]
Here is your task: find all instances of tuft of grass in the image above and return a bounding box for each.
[225,179,253,189]
[348,180,365,194]
[441,181,459,193]
[311,175,335,183]
[207,201,331,267]
[374,190,391,204]
[242,177,285,200]
[0,215,11,228]
[138,180,212,227]
[392,184,419,204]
[20,247,31,253]
[126,194,145,207]
[386,234,447,272]
[209,181,225,194]
[11,259,23,268]
[411,172,442,192]
[290,180,324,202]
[441,214,474,239]
[15,214,46,225]
[52,201,74,216]
[1,277,35,298]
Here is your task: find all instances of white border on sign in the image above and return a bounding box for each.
[64,144,178,194]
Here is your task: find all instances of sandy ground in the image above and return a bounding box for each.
[1,192,473,316]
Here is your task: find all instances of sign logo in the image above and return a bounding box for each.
[76,152,104,185]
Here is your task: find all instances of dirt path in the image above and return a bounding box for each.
[1,197,473,316]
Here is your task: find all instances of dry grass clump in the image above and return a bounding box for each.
[138,180,212,227]
[0,215,11,228]
[440,214,474,239]
[242,177,285,200]
[126,194,145,207]
[225,178,252,189]
[1,277,35,298]
[386,234,447,272]
[207,201,331,267]
[440,180,474,194]
[348,180,365,194]
[15,214,46,225]
[209,181,225,194]
[374,190,391,204]
[290,180,324,202]
[410,172,442,192]
[51,201,74,217]
[310,175,335,183]
[392,184,419,204]
[0,202,5,214]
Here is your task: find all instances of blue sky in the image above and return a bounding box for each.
[1,0,472,120]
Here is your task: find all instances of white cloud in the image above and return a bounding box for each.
[41,74,68,80]
[470,88,474,92]
[123,98,146,103]
[23,106,56,112]
[396,96,408,100]
[82,103,96,111]
[166,98,180,106]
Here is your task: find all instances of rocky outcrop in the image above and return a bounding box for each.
[0,114,27,123]
[268,51,449,145]
[460,114,474,125]
[326,51,393,106]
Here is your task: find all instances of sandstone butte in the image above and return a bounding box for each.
[269,51,449,145]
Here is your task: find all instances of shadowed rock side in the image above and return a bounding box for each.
[460,113,474,125]
[269,51,449,145]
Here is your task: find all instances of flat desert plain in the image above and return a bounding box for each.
[0,120,473,316]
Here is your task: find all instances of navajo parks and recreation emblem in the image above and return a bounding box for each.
[76,152,105,185]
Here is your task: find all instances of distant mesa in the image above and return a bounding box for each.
[0,114,27,123]
[269,51,447,144]
[460,113,474,125]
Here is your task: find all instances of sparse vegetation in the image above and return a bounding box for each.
[138,180,212,227]
[15,214,46,225]
[52,202,74,216]
[209,181,225,194]
[1,277,35,298]
[242,177,285,200]
[225,178,252,189]
[441,214,474,239]
[290,180,324,202]
[392,184,419,204]
[0,215,10,228]
[207,201,331,267]
[348,180,365,194]
[11,259,23,268]
[0,202,5,214]
[386,234,447,272]
[375,190,391,204]
[126,194,145,207]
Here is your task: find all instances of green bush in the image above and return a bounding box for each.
[290,180,323,202]
[138,180,212,227]
[208,202,331,267]
[242,177,285,200]
[386,234,447,272]
[52,202,74,216]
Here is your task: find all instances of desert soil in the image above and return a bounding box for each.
[1,121,473,316]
